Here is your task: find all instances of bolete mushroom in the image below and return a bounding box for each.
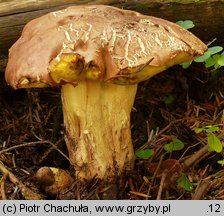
[5,5,207,181]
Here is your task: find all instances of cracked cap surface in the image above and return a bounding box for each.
[5,5,207,88]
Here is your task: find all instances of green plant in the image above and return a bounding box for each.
[194,46,224,69]
[177,20,224,70]
[163,94,175,105]
[176,20,195,30]
[217,159,224,166]
[196,125,224,165]
[135,148,154,159]
[163,138,185,152]
[180,46,224,69]
[177,173,193,191]
[193,124,222,153]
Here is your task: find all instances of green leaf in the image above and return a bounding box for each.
[135,149,154,159]
[176,20,195,30]
[217,159,224,166]
[163,94,174,105]
[207,132,223,153]
[202,124,219,133]
[205,57,216,68]
[207,46,223,55]
[177,174,193,191]
[180,60,192,69]
[214,62,221,69]
[193,125,220,133]
[194,47,223,63]
[213,54,221,61]
[194,52,211,62]
[217,54,224,66]
[193,127,204,134]
[204,125,220,133]
[163,138,184,152]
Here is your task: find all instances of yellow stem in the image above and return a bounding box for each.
[61,80,137,181]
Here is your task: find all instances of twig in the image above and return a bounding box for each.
[0,162,44,200]
[0,173,8,200]
[147,154,165,198]
[0,140,70,163]
[140,119,184,150]
[157,170,168,200]
[130,191,151,198]
[38,139,63,165]
[192,179,212,200]
[182,145,209,171]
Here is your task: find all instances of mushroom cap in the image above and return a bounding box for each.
[5,5,207,89]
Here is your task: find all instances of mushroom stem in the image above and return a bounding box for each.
[61,80,137,180]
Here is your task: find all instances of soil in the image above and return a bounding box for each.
[1,62,224,200]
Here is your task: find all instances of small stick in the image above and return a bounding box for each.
[192,179,211,200]
[141,119,184,150]
[156,170,168,200]
[130,191,151,198]
[182,145,209,171]
[147,154,165,197]
[38,139,63,164]
[0,140,70,163]
[0,162,44,200]
[0,173,8,200]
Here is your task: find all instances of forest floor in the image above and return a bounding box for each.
[1,62,224,200]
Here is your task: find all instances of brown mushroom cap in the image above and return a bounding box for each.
[5,5,207,89]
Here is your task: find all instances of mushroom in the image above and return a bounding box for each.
[5,5,207,182]
[35,167,72,197]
